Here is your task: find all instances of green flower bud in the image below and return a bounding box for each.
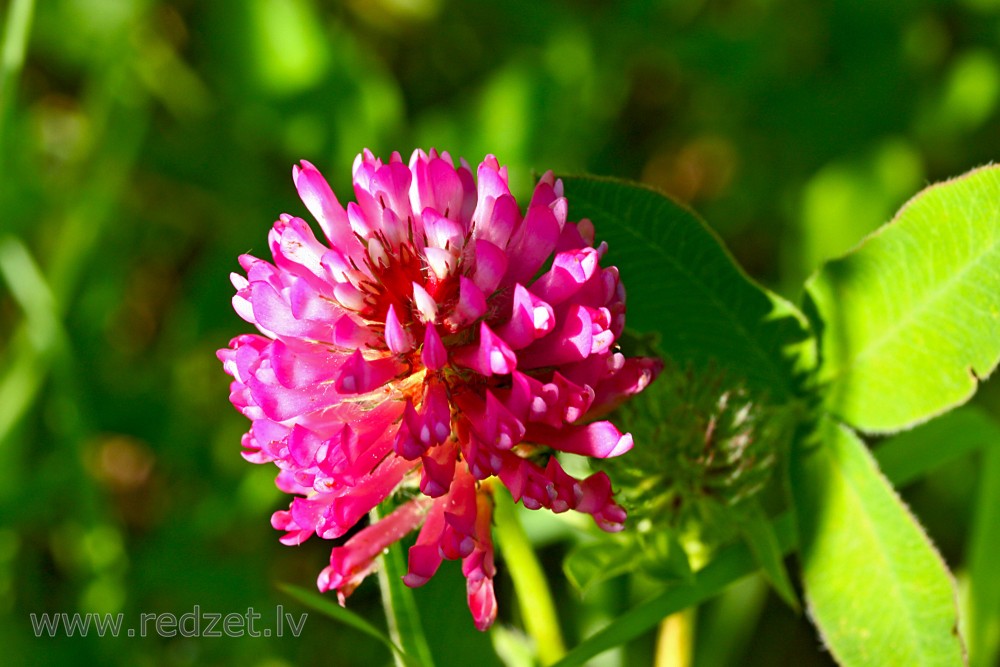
[602,360,797,546]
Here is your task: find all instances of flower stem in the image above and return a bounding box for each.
[491,485,567,665]
[0,0,35,159]
[654,607,695,667]
[372,507,436,667]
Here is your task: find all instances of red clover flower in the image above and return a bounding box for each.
[218,149,660,629]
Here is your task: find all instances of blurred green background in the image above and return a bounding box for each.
[2,0,999,665]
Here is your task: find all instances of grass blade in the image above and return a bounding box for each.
[278,583,427,667]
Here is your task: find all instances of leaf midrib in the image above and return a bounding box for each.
[817,424,951,666]
[819,191,1000,383]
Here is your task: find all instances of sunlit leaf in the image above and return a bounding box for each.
[791,417,964,666]
[806,165,1000,433]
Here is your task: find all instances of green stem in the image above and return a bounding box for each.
[654,608,695,667]
[491,485,567,665]
[967,441,1000,667]
[371,506,436,667]
[0,0,35,157]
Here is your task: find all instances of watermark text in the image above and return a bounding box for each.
[29,605,307,638]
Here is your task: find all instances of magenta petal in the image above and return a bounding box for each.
[423,245,457,281]
[462,492,497,631]
[420,440,457,497]
[293,160,358,253]
[268,339,341,388]
[505,202,561,285]
[404,498,448,587]
[288,279,342,322]
[452,322,517,376]
[576,471,628,532]
[421,207,465,252]
[530,421,633,458]
[371,161,414,222]
[249,281,329,340]
[445,276,487,330]
[497,284,554,349]
[410,151,465,222]
[532,247,600,305]
[422,381,453,444]
[474,193,520,249]
[471,156,511,224]
[288,424,324,467]
[336,349,402,394]
[439,468,477,560]
[248,368,340,422]
[588,356,663,418]
[466,578,498,632]
[518,304,593,369]
[471,239,508,294]
[481,390,525,451]
[422,323,448,370]
[411,282,438,323]
[318,496,430,602]
[393,401,426,460]
[273,216,329,281]
[384,304,415,354]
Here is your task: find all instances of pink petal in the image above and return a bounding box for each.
[518,303,593,369]
[335,349,403,394]
[473,193,520,249]
[528,420,633,458]
[504,202,562,285]
[410,151,466,222]
[384,304,415,355]
[497,284,555,349]
[422,323,448,370]
[470,239,508,294]
[318,496,431,602]
[452,322,517,376]
[532,247,600,305]
[404,497,448,587]
[293,160,356,252]
[411,282,438,324]
[420,440,457,498]
[371,161,414,222]
[445,276,487,330]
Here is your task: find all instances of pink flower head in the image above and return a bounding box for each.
[218,149,661,630]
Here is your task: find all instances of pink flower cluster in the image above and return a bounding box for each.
[218,150,660,629]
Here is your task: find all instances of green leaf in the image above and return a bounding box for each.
[564,530,691,593]
[874,405,1000,487]
[560,175,814,400]
[564,538,641,593]
[738,501,799,611]
[791,417,964,667]
[278,583,428,667]
[805,165,1000,433]
[554,408,989,667]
